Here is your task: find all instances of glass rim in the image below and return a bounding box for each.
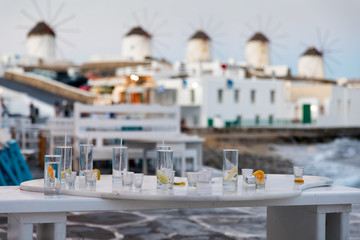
[157,149,173,152]
[56,146,72,149]
[79,144,93,146]
[45,155,61,157]
[223,149,238,152]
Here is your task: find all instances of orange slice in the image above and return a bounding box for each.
[253,170,265,183]
[47,165,55,179]
[294,178,304,183]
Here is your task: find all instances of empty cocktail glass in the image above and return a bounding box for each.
[133,173,144,190]
[242,168,254,185]
[64,171,77,189]
[57,146,72,184]
[85,170,97,190]
[122,171,134,190]
[293,166,304,179]
[198,169,213,183]
[223,149,238,190]
[186,172,199,187]
[44,155,61,196]
[112,146,128,183]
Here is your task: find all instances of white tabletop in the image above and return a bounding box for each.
[0,175,359,214]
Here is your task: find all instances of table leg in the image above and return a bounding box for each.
[267,205,351,240]
[7,212,67,240]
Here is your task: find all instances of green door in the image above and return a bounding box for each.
[302,104,311,124]
[208,118,213,127]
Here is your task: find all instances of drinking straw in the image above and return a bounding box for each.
[64,133,67,148]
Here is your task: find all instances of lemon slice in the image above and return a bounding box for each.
[157,171,169,184]
[294,178,304,183]
[224,166,237,181]
[92,169,101,180]
[61,172,64,179]
[174,181,185,185]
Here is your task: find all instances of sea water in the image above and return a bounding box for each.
[273,138,360,188]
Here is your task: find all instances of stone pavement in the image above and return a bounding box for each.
[0,205,359,239]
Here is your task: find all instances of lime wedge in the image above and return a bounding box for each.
[157,171,169,184]
[224,166,237,181]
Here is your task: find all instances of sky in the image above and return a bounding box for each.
[0,0,360,79]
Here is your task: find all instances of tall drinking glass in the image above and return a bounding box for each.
[223,149,238,190]
[112,146,128,183]
[79,144,93,183]
[44,155,61,196]
[156,149,173,190]
[57,146,72,183]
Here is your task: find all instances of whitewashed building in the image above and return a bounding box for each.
[121,26,152,61]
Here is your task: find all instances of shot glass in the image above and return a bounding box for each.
[293,166,304,179]
[255,174,267,190]
[223,149,238,190]
[133,173,144,190]
[186,172,199,187]
[156,149,173,190]
[198,169,213,183]
[242,168,254,185]
[112,146,128,183]
[44,155,61,196]
[85,170,97,190]
[122,172,134,190]
[79,144,93,179]
[57,146,72,184]
[64,171,77,189]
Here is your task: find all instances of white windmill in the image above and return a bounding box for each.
[121,26,152,61]
[185,30,212,63]
[27,21,56,62]
[245,32,271,69]
[298,46,325,79]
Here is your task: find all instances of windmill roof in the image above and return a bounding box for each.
[248,32,269,42]
[189,30,211,41]
[28,21,55,37]
[302,46,322,56]
[126,26,151,38]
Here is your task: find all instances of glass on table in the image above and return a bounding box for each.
[112,146,128,184]
[293,166,304,179]
[186,172,199,187]
[64,171,77,189]
[241,168,254,185]
[79,144,93,179]
[156,149,173,190]
[85,170,97,190]
[133,173,144,190]
[222,149,238,190]
[255,174,267,190]
[122,171,134,189]
[57,146,72,184]
[44,155,61,196]
[198,169,213,183]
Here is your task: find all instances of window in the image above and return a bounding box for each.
[234,89,240,103]
[337,100,341,114]
[235,115,242,127]
[255,115,260,125]
[269,115,273,125]
[218,89,223,103]
[270,90,275,104]
[251,90,256,104]
[190,89,195,104]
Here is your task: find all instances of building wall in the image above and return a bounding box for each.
[121,35,151,61]
[27,35,55,61]
[290,84,332,104]
[202,77,288,127]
